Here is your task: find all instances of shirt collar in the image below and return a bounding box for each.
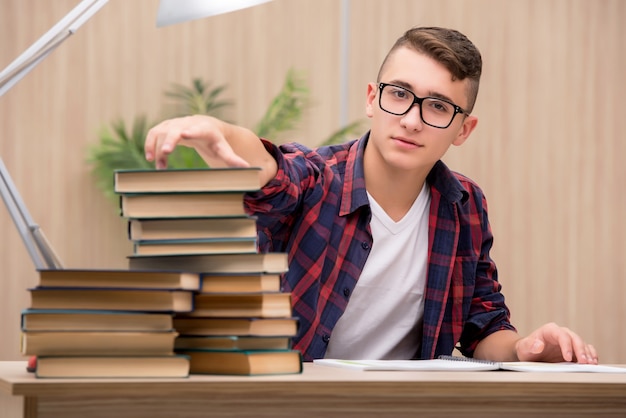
[427,160,470,205]
[339,132,369,216]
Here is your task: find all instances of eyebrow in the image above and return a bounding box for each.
[385,79,459,105]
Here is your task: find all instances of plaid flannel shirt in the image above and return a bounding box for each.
[244,132,515,361]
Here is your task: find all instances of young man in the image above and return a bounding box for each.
[144,27,598,363]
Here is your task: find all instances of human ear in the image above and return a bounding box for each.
[365,83,377,118]
[452,115,478,146]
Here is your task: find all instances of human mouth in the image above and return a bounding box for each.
[392,136,423,148]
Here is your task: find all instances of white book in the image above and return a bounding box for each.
[314,357,626,373]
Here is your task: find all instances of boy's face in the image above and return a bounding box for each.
[365,46,478,173]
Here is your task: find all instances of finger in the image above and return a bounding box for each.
[588,344,599,364]
[566,329,594,364]
[580,343,598,364]
[183,129,251,168]
[146,120,178,163]
[556,328,575,362]
[145,125,162,162]
[209,140,251,168]
[154,128,186,169]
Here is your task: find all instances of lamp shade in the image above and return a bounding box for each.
[156,0,273,27]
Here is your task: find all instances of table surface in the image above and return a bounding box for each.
[2,361,626,418]
[2,360,626,397]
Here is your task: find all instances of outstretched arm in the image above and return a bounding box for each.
[474,323,598,364]
[144,115,278,186]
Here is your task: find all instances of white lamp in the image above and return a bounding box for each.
[0,0,273,269]
[156,0,273,27]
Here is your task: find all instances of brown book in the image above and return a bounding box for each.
[199,273,281,293]
[133,238,257,256]
[128,216,258,241]
[172,317,299,337]
[114,168,261,193]
[29,288,194,312]
[174,336,292,351]
[21,309,173,332]
[185,292,292,318]
[21,331,178,356]
[37,269,201,290]
[34,355,190,378]
[179,349,302,375]
[129,252,289,274]
[119,192,248,218]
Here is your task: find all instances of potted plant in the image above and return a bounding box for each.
[88,69,363,201]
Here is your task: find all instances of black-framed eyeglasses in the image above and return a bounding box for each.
[378,82,468,129]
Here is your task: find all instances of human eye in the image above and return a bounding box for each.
[386,86,410,100]
[426,98,453,114]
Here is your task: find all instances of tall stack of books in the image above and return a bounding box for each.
[116,168,302,376]
[22,269,195,378]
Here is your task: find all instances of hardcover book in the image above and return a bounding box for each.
[184,292,292,318]
[174,335,292,351]
[178,349,302,376]
[128,252,289,274]
[133,238,257,256]
[128,216,258,241]
[34,355,191,378]
[114,167,261,193]
[36,269,201,290]
[21,330,178,356]
[198,272,282,293]
[29,288,194,312]
[172,317,299,337]
[119,192,249,218]
[21,309,174,332]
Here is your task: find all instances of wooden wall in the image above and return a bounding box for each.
[1,0,624,362]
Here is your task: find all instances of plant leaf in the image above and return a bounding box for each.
[254,68,308,140]
[164,78,233,117]
[87,116,153,201]
[319,120,367,146]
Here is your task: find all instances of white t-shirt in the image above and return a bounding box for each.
[324,183,431,359]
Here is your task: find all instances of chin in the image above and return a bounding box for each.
[384,154,428,172]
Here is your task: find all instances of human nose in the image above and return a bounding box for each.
[400,103,424,131]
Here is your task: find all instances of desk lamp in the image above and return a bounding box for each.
[0,0,273,270]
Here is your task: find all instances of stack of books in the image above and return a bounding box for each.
[116,168,302,376]
[22,269,196,378]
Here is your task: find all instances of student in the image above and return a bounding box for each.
[144,26,598,364]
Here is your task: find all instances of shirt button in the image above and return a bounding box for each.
[322,334,330,343]
[343,288,350,297]
[361,241,370,250]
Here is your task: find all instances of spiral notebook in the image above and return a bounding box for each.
[314,356,626,373]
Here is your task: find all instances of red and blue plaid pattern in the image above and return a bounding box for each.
[245,132,515,361]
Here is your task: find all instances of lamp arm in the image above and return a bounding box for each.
[0,0,109,269]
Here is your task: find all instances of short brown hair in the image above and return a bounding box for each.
[378,27,482,113]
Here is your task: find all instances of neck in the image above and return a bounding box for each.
[363,150,430,222]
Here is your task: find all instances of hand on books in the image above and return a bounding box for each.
[515,322,598,364]
[145,115,251,170]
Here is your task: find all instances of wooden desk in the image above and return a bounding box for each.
[1,361,626,418]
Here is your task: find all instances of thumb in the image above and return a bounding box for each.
[516,337,545,360]
[528,338,545,354]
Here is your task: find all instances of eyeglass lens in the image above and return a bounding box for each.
[379,84,457,128]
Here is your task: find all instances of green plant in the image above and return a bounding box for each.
[164,78,233,118]
[88,70,364,201]
[254,69,309,140]
[318,120,365,146]
[89,116,153,201]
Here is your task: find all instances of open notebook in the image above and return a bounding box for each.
[314,356,626,373]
